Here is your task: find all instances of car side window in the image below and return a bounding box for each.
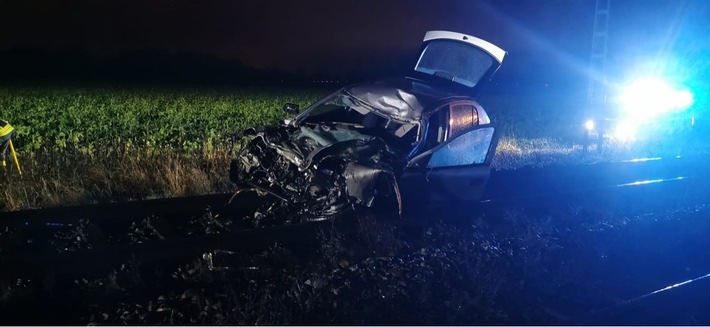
[427,126,494,168]
[425,101,480,150]
[448,103,478,140]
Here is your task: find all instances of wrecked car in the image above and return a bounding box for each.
[229,30,506,226]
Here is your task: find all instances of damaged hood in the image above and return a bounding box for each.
[345,77,468,122]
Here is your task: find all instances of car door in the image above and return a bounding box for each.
[399,124,498,210]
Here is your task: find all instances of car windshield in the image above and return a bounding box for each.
[300,91,419,149]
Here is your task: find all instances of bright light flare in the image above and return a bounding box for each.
[613,121,637,142]
[620,77,694,119]
[584,119,595,131]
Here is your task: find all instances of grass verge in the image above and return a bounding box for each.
[1,146,236,211]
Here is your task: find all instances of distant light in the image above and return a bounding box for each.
[621,77,694,119]
[621,157,661,163]
[613,121,637,142]
[617,176,687,187]
[584,119,595,131]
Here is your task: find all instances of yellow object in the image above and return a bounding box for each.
[0,120,13,137]
[9,140,21,176]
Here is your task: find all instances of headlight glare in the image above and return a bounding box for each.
[620,77,694,120]
[584,120,595,131]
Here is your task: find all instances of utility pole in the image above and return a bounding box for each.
[588,0,611,107]
[586,0,611,143]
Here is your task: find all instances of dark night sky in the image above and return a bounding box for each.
[0,0,708,84]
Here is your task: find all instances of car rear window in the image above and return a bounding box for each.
[415,39,494,88]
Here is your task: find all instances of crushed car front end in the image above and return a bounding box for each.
[229,88,417,226]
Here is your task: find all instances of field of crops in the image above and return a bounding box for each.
[1,85,330,153]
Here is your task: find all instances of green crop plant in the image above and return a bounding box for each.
[0,85,326,154]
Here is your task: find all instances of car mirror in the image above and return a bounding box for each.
[283,103,300,115]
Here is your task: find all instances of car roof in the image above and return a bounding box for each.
[345,76,475,122]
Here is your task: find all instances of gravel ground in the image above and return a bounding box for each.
[2,152,710,325]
